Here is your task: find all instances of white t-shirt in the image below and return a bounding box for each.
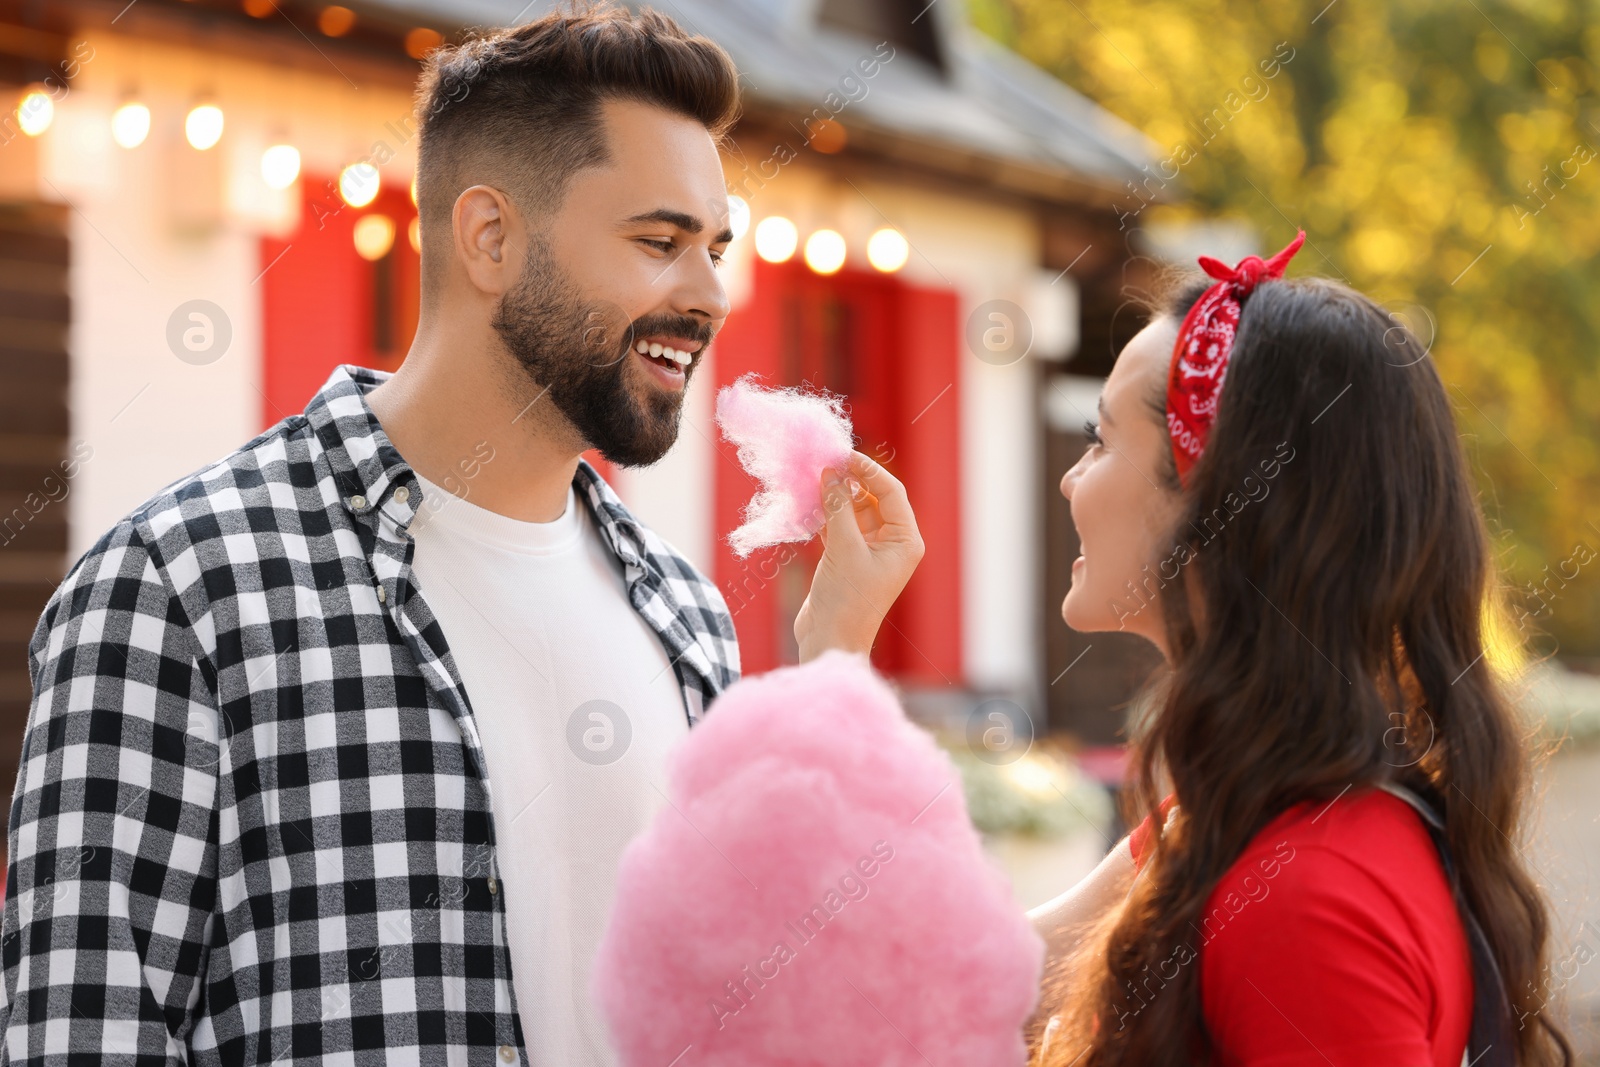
[406,471,688,1067]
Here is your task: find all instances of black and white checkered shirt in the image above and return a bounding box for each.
[0,364,739,1065]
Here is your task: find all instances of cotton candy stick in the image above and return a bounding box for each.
[714,373,855,557]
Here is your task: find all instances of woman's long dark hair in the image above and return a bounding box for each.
[1032,273,1571,1066]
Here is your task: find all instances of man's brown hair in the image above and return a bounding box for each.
[412,0,742,289]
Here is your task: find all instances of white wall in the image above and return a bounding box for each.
[48,34,417,557]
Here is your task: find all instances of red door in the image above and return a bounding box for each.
[711,258,962,685]
[259,177,420,427]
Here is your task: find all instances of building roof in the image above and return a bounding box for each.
[355,0,1159,205]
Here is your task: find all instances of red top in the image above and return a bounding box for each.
[1126,788,1471,1067]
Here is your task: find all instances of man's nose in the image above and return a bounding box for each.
[674,252,730,324]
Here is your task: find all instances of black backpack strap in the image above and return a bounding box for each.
[1377,782,1516,1067]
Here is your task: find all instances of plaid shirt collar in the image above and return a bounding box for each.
[305,363,735,720]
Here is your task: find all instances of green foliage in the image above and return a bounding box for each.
[972,0,1600,656]
[938,736,1114,839]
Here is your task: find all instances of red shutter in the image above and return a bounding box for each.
[260,177,418,426]
[712,258,962,684]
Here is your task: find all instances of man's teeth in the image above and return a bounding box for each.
[635,339,692,365]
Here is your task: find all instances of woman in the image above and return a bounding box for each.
[1017,233,1572,1066]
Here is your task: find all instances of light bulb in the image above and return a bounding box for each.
[17,90,53,137]
[185,104,224,150]
[339,161,380,207]
[111,102,150,148]
[803,229,846,275]
[405,27,443,60]
[318,5,356,36]
[753,216,798,263]
[260,144,301,190]
[867,227,909,273]
[353,214,395,261]
[728,195,750,241]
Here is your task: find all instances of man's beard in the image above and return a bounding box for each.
[490,239,706,468]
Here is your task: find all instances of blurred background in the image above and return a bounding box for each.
[0,0,1596,1054]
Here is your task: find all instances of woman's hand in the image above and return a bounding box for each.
[1023,836,1138,1044]
[793,450,924,662]
[1027,836,1136,957]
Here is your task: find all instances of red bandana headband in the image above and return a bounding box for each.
[1166,229,1306,486]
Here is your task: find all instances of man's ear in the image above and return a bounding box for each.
[452,184,524,296]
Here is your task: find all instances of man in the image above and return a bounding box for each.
[0,3,921,1064]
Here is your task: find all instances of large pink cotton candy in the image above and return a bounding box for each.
[715,374,854,557]
[592,650,1045,1067]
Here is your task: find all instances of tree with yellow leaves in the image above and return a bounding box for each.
[973,0,1600,661]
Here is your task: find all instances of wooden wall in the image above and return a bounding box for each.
[0,201,71,841]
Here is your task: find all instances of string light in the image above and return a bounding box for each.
[261,144,301,190]
[16,89,53,137]
[807,118,847,154]
[867,227,909,273]
[318,5,356,36]
[754,216,798,263]
[404,27,442,59]
[803,229,846,274]
[339,161,380,207]
[111,101,150,148]
[185,103,224,150]
[353,214,395,260]
[727,195,750,241]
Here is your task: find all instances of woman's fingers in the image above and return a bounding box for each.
[820,469,876,562]
[819,462,883,539]
[847,478,884,537]
[796,453,926,661]
[847,451,918,541]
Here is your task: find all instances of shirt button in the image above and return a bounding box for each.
[487,876,498,895]
[498,1045,515,1063]
[393,486,410,504]
[376,585,387,603]
[349,494,367,510]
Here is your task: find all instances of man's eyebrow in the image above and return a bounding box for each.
[1098,395,1114,425]
[619,208,735,244]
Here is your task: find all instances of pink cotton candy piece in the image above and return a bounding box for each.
[715,374,854,557]
[592,651,1045,1067]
